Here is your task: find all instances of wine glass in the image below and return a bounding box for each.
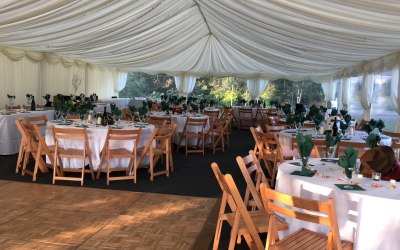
[8,98,15,111]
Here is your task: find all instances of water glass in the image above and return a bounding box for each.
[394,149,400,163]
[372,171,381,181]
[344,167,354,180]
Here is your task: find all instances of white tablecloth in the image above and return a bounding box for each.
[149,112,210,145]
[97,98,130,110]
[279,129,392,151]
[0,109,55,155]
[45,120,155,171]
[276,159,400,250]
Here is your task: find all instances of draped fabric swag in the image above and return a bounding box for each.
[0,46,119,107]
[115,72,128,94]
[359,73,375,121]
[246,79,268,100]
[341,77,350,111]
[391,64,400,115]
[173,74,197,97]
[321,79,337,101]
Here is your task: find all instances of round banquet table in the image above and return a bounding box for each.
[0,109,55,155]
[45,120,155,171]
[276,158,400,250]
[279,128,392,151]
[149,112,210,145]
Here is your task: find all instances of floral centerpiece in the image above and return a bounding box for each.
[363,119,385,134]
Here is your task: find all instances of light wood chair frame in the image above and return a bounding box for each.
[97,127,142,185]
[176,117,208,155]
[260,183,353,250]
[52,127,95,186]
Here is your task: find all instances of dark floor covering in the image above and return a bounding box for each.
[0,129,259,249]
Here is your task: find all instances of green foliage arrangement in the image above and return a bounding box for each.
[338,147,358,169]
[325,132,341,148]
[7,94,15,99]
[363,119,385,134]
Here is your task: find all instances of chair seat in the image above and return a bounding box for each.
[59,148,85,158]
[109,148,133,157]
[271,228,353,250]
[225,210,288,235]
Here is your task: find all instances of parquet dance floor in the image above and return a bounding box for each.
[0,180,218,249]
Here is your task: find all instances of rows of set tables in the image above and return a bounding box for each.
[279,128,392,151]
[277,158,400,250]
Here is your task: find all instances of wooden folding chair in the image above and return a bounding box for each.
[203,109,220,119]
[5,104,21,110]
[147,115,171,127]
[238,108,254,129]
[24,114,48,127]
[255,108,267,126]
[337,141,369,158]
[139,124,177,180]
[15,119,50,179]
[122,108,132,120]
[97,128,142,185]
[52,127,95,186]
[236,150,272,209]
[250,127,279,186]
[205,117,226,154]
[291,136,320,158]
[211,163,288,250]
[176,117,208,155]
[65,114,79,119]
[274,132,299,164]
[260,184,353,250]
[265,125,286,134]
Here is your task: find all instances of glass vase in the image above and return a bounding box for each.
[326,146,336,158]
[301,156,310,173]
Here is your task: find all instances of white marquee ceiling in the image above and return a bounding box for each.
[1,0,400,80]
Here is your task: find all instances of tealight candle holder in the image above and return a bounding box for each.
[372,171,381,181]
[390,179,396,184]
[357,174,363,179]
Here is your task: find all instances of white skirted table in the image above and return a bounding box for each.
[97,98,130,110]
[0,109,55,155]
[149,112,210,145]
[276,158,400,250]
[45,120,155,171]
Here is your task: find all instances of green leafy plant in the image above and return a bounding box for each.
[129,105,137,114]
[340,121,348,136]
[338,147,358,169]
[363,119,385,134]
[296,133,314,158]
[296,133,315,175]
[339,109,348,117]
[112,107,122,116]
[330,108,338,116]
[7,94,15,99]
[325,132,341,148]
[312,113,324,129]
[43,94,51,100]
[26,94,32,98]
[365,133,380,148]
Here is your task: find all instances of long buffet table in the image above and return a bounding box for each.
[0,109,55,155]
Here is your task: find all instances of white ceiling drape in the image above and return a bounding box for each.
[0,0,399,80]
[173,74,197,97]
[246,79,268,100]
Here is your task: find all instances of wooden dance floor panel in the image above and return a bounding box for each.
[0,180,218,249]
